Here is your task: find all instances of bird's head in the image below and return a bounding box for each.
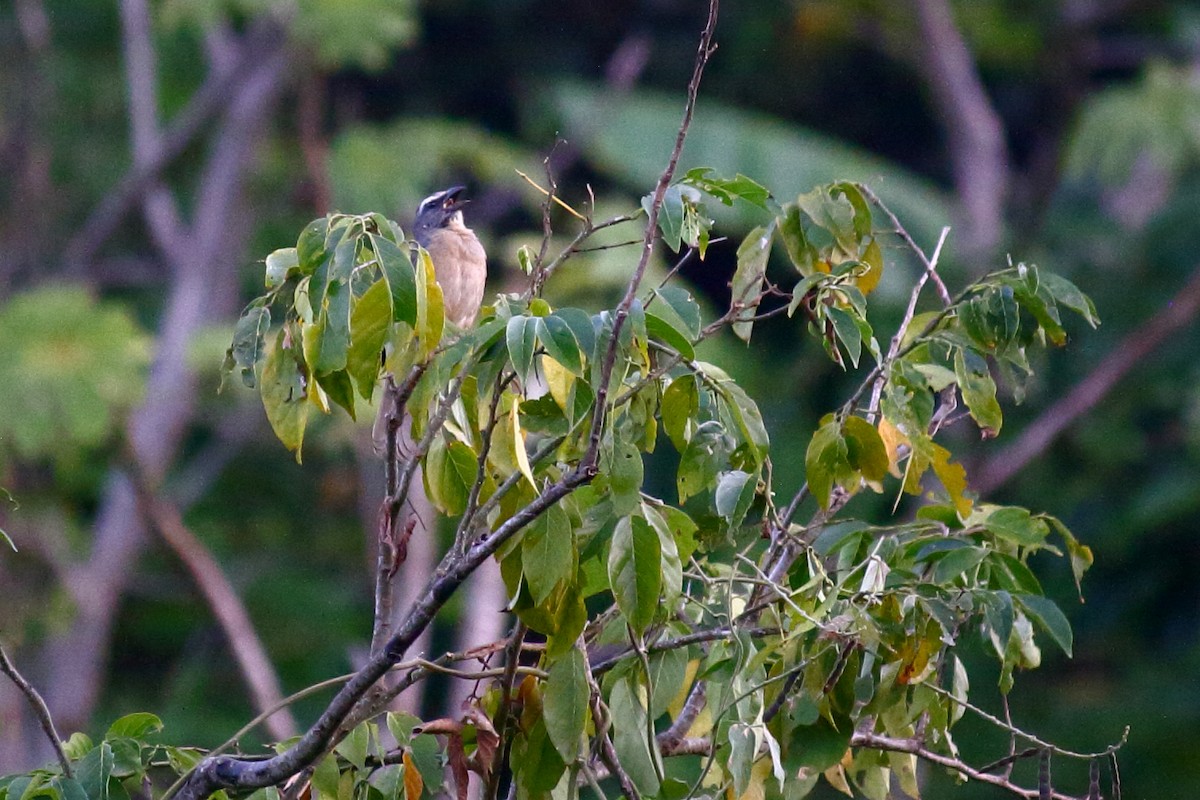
[413,185,468,245]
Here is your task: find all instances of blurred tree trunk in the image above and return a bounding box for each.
[20,11,295,762]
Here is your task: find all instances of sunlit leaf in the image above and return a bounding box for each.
[415,247,445,357]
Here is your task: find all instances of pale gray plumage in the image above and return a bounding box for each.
[412,186,487,328]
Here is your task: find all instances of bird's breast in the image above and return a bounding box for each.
[425,227,487,328]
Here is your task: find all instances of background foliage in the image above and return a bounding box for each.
[2,0,1200,796]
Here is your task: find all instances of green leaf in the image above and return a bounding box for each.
[979,505,1049,548]
[732,225,772,342]
[105,713,162,741]
[842,415,888,482]
[954,348,1002,437]
[346,278,392,400]
[641,502,683,605]
[367,764,402,800]
[1044,514,1093,600]
[715,379,770,465]
[644,311,695,360]
[425,438,478,516]
[609,674,662,796]
[523,502,574,605]
[265,247,299,289]
[386,712,420,748]
[310,755,339,800]
[677,420,728,503]
[609,439,644,517]
[335,722,370,769]
[50,778,87,800]
[715,469,756,529]
[805,420,848,510]
[313,280,351,375]
[647,645,689,719]
[652,286,702,339]
[552,308,597,356]
[260,331,309,461]
[1038,272,1099,327]
[683,169,772,209]
[827,306,862,368]
[228,306,271,389]
[931,545,988,584]
[661,374,699,453]
[370,234,418,326]
[645,184,685,251]
[1016,594,1074,657]
[543,647,590,761]
[316,369,356,420]
[62,733,94,761]
[506,315,538,384]
[608,515,662,634]
[512,718,566,795]
[76,741,113,800]
[296,217,328,274]
[537,315,584,376]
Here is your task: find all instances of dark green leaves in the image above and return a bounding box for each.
[543,647,590,761]
[608,515,662,635]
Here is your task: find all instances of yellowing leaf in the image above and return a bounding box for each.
[402,751,423,800]
[511,401,536,489]
[930,442,972,518]
[415,248,445,358]
[857,237,884,295]
[877,417,908,478]
[542,355,575,412]
[823,763,853,797]
[736,758,772,800]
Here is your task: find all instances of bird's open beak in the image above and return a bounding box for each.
[442,186,468,213]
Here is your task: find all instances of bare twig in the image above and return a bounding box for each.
[0,643,71,777]
[851,730,1077,800]
[976,263,1200,493]
[484,624,527,800]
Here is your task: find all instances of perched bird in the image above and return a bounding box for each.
[373,187,486,455]
[412,186,487,328]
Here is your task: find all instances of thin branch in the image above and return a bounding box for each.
[976,263,1200,493]
[486,623,528,800]
[850,730,1078,800]
[581,0,719,473]
[0,643,72,777]
[920,682,1128,761]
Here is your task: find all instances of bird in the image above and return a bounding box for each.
[412,185,487,329]
[372,186,486,455]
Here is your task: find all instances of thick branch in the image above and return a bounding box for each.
[975,264,1200,493]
